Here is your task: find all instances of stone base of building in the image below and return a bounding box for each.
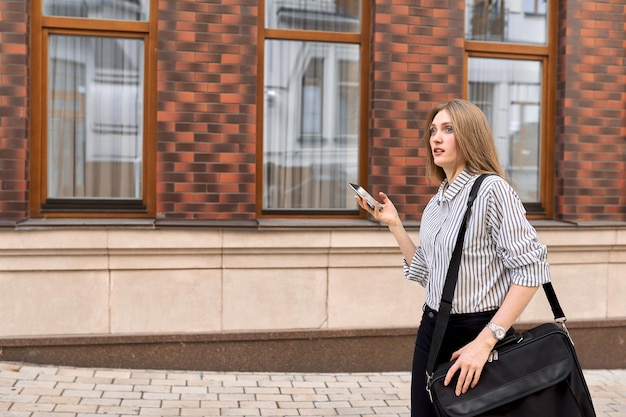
[1,320,624,372]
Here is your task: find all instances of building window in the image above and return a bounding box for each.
[30,0,156,217]
[465,0,555,217]
[469,58,542,202]
[523,0,548,15]
[260,0,369,214]
[466,0,548,44]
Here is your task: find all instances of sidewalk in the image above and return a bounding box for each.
[0,362,624,416]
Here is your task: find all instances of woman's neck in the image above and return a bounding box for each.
[445,165,466,185]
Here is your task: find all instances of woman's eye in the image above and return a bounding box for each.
[445,126,453,133]
[430,128,437,135]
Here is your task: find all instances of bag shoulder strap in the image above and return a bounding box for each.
[425,174,491,378]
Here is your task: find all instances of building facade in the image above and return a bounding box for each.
[0,0,624,371]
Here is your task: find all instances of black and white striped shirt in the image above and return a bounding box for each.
[403,170,551,314]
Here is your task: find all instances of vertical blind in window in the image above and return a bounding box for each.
[468,58,542,202]
[465,0,547,45]
[264,41,360,210]
[265,0,360,32]
[263,0,363,211]
[47,35,144,199]
[43,0,149,21]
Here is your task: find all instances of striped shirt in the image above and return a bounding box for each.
[403,170,551,314]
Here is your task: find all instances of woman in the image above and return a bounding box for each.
[355,99,551,417]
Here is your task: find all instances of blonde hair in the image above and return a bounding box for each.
[423,99,506,183]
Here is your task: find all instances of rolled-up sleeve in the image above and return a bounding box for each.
[403,247,430,287]
[487,180,551,287]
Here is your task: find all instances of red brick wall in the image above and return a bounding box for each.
[156,1,258,219]
[370,0,464,221]
[555,0,626,222]
[154,0,467,222]
[0,1,624,223]
[0,0,28,222]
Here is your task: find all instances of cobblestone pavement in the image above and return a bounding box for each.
[0,362,624,416]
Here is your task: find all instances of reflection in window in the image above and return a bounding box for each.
[265,0,360,32]
[466,0,547,44]
[468,58,542,202]
[300,58,324,146]
[43,0,149,21]
[523,0,547,15]
[336,60,359,145]
[263,40,360,210]
[48,35,144,199]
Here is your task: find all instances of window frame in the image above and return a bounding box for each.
[463,0,557,219]
[30,0,157,218]
[256,0,371,218]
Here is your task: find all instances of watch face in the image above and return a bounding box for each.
[488,322,506,340]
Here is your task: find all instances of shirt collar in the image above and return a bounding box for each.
[437,170,473,204]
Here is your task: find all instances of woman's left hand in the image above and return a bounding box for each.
[444,286,540,395]
[443,332,495,396]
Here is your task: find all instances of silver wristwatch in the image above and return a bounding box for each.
[487,322,506,341]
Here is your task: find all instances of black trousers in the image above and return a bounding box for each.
[411,305,500,417]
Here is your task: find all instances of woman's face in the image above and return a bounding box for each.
[429,109,466,182]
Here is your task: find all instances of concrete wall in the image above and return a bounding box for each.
[1,224,624,338]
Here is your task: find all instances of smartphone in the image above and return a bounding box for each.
[348,183,382,210]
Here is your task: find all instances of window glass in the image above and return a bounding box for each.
[468,57,542,202]
[43,0,149,21]
[465,0,547,44]
[265,0,360,32]
[48,35,144,199]
[523,0,547,15]
[263,40,360,210]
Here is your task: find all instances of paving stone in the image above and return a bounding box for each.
[0,362,623,417]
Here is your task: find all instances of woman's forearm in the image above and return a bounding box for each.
[476,284,540,348]
[388,222,417,261]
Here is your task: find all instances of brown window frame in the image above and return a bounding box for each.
[29,0,157,218]
[464,0,557,219]
[256,0,371,218]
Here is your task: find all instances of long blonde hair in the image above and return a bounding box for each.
[423,99,506,183]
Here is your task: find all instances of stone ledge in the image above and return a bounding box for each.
[12,218,626,231]
[1,320,624,372]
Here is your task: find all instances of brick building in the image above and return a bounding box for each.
[0,0,624,371]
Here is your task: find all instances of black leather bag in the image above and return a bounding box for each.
[429,313,596,417]
[425,175,596,417]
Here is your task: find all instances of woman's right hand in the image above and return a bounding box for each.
[354,191,401,227]
[355,192,417,261]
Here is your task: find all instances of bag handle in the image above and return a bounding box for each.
[425,174,568,390]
